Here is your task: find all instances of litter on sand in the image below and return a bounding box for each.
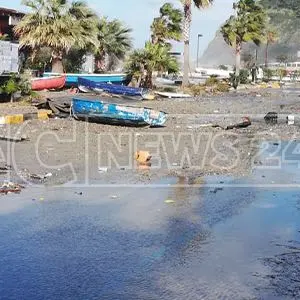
[135,151,152,166]
[98,167,108,173]
[0,182,24,194]
[164,199,175,204]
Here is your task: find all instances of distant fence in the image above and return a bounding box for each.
[0,41,19,74]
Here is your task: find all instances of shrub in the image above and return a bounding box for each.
[219,64,228,70]
[187,84,206,96]
[239,69,250,84]
[276,68,287,80]
[205,76,219,86]
[263,68,274,82]
[0,73,32,102]
[216,82,230,93]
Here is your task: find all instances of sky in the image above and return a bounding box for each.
[1,0,235,60]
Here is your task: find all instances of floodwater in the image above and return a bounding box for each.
[0,143,300,300]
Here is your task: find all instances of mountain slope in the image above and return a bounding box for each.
[200,0,300,66]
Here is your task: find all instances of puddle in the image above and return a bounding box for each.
[0,142,300,299]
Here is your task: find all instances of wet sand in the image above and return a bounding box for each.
[0,87,300,185]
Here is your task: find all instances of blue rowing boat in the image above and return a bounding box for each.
[78,77,146,97]
[71,98,167,127]
[43,72,129,86]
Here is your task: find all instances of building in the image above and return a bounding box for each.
[0,7,24,40]
[0,8,24,74]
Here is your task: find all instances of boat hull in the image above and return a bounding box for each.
[43,72,129,87]
[71,98,167,127]
[78,77,145,97]
[31,75,66,91]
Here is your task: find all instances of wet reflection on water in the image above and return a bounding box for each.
[0,143,300,299]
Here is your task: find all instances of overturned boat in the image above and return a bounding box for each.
[43,72,128,87]
[71,98,167,127]
[78,77,146,97]
[31,75,66,91]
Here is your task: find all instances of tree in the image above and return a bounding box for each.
[14,0,98,73]
[181,0,214,87]
[151,3,183,46]
[94,18,132,72]
[221,0,267,86]
[125,42,179,88]
[264,28,278,67]
[125,49,146,87]
[276,54,288,63]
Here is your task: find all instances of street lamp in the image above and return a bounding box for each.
[196,34,203,69]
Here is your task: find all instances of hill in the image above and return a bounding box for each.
[199,0,300,66]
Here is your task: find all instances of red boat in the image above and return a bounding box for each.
[31,75,66,91]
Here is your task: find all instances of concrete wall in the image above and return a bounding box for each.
[0,41,19,73]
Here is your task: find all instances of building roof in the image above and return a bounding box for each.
[0,7,25,17]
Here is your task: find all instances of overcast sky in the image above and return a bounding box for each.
[1,0,235,59]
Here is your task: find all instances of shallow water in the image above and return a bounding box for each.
[0,143,300,300]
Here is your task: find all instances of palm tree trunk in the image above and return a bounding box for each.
[265,41,269,68]
[145,69,153,89]
[182,0,192,87]
[51,51,64,73]
[94,53,106,73]
[235,42,241,78]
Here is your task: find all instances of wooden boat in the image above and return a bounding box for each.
[78,77,146,97]
[31,75,66,91]
[71,98,167,127]
[43,72,128,87]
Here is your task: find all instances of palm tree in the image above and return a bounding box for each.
[265,29,278,67]
[125,42,179,88]
[14,0,98,73]
[94,18,132,72]
[151,3,183,46]
[181,0,214,87]
[125,49,146,87]
[221,0,267,85]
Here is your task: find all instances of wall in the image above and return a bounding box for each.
[0,41,19,73]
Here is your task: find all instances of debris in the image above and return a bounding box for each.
[0,135,28,142]
[142,93,155,100]
[30,172,53,181]
[135,151,151,166]
[0,164,12,171]
[0,182,24,194]
[210,187,224,194]
[68,87,79,94]
[287,115,295,125]
[75,192,83,196]
[225,117,251,130]
[164,199,175,204]
[264,112,278,125]
[110,195,118,199]
[40,197,44,201]
[198,123,214,128]
[98,167,108,173]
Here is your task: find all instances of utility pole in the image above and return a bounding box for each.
[196,34,203,69]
